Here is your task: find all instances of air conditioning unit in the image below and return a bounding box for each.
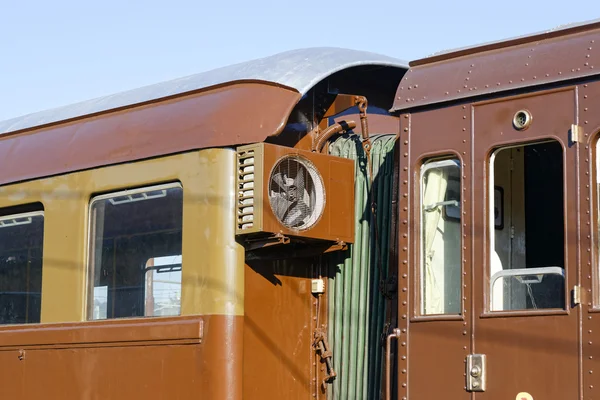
[236,143,354,247]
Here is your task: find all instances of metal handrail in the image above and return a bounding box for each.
[385,328,402,400]
[490,266,564,288]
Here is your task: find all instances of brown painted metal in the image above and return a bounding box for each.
[390,20,600,400]
[0,315,242,399]
[396,113,410,400]
[392,24,600,112]
[405,105,472,400]
[242,260,317,400]
[580,79,600,400]
[8,20,600,400]
[251,143,355,244]
[403,88,581,399]
[471,88,579,399]
[0,316,203,348]
[412,20,600,67]
[0,82,300,187]
[313,121,357,153]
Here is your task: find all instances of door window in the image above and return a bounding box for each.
[489,141,565,311]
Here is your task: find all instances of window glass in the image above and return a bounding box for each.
[489,141,564,311]
[144,255,182,317]
[88,184,183,320]
[0,211,44,325]
[420,159,462,315]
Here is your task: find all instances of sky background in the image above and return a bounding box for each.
[1,1,598,121]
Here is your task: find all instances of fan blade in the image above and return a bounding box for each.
[283,200,310,228]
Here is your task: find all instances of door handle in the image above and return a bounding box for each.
[385,328,402,400]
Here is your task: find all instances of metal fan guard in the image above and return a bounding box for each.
[268,155,325,231]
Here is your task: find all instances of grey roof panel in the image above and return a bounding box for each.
[0,47,408,135]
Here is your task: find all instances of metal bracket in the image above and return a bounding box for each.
[573,285,582,306]
[243,233,290,251]
[571,124,583,143]
[466,354,486,392]
[314,328,336,389]
[323,240,348,254]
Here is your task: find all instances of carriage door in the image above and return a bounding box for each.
[471,89,580,399]
[404,106,473,400]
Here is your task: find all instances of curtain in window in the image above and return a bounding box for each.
[422,168,448,314]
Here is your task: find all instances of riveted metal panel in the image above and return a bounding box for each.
[392,23,600,112]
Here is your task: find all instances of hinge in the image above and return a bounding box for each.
[573,285,582,306]
[571,124,583,143]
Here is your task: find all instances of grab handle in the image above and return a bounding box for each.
[385,328,402,400]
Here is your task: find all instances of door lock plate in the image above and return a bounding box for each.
[466,354,486,392]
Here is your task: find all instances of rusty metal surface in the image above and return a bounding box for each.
[0,315,243,400]
[0,48,407,136]
[392,22,600,112]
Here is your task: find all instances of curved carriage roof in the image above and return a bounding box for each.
[0,47,407,135]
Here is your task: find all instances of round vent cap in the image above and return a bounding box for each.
[268,155,325,231]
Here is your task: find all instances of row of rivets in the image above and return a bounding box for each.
[397,41,596,105]
[461,105,470,356]
[399,113,410,398]
[582,81,594,393]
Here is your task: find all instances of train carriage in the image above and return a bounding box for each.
[1,17,600,400]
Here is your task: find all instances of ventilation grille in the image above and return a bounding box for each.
[268,155,325,231]
[237,147,257,232]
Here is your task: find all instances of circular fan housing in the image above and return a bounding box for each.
[268,155,325,231]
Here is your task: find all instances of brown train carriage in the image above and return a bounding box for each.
[0,48,407,399]
[1,18,600,400]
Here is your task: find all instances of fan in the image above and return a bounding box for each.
[268,155,325,231]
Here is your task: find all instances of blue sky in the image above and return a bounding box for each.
[1,1,598,121]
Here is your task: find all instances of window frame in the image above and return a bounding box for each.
[416,156,464,319]
[86,182,184,321]
[484,141,568,316]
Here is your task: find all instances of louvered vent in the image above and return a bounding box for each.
[236,144,263,234]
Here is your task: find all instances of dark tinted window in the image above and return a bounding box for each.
[0,212,44,325]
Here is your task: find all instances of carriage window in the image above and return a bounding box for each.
[0,210,44,325]
[88,184,183,320]
[420,159,462,315]
[489,141,564,311]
